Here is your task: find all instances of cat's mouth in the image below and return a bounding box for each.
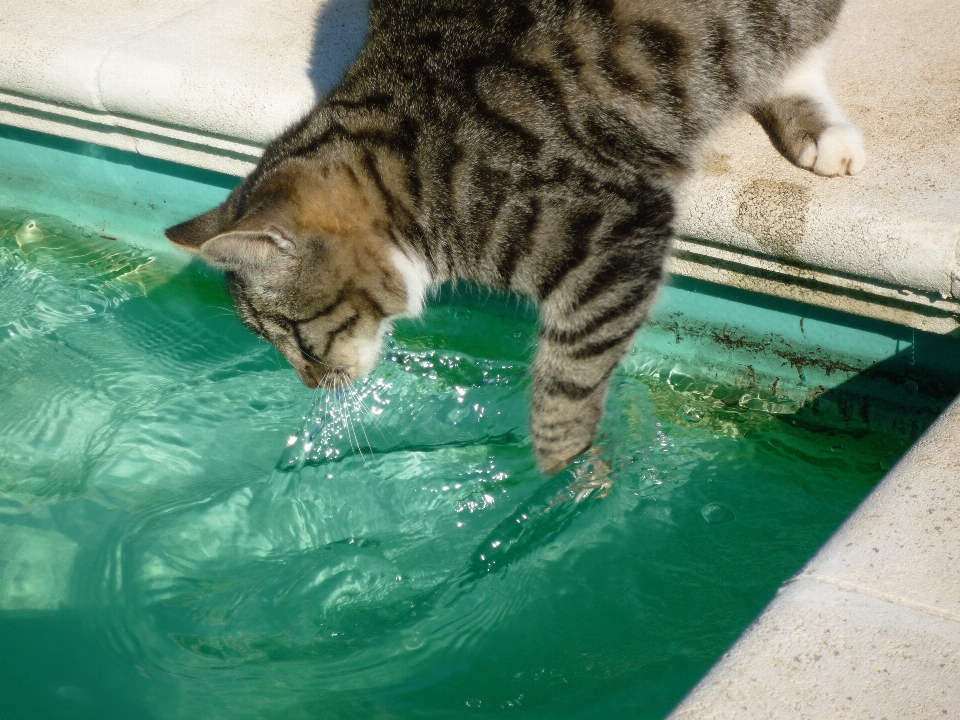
[279,324,382,390]
[279,343,354,390]
[295,361,354,390]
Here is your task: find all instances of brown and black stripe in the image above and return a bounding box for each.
[168,0,846,473]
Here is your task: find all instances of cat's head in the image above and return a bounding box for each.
[165,157,428,388]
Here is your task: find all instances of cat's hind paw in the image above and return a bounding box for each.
[798,123,866,177]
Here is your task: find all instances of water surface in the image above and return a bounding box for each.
[0,211,917,719]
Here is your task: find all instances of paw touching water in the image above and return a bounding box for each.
[565,449,614,504]
[540,449,615,511]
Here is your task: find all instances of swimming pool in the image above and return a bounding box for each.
[1,125,957,719]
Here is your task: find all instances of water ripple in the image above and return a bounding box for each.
[0,206,918,719]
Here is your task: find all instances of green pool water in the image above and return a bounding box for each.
[0,202,950,720]
[2,127,959,720]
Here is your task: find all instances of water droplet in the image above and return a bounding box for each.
[403,631,425,650]
[701,503,735,524]
[680,406,704,423]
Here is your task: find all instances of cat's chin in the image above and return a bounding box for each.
[291,364,322,389]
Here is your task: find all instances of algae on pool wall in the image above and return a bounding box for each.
[0,202,957,720]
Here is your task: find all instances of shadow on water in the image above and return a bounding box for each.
[0,610,152,720]
[785,340,960,442]
[663,274,960,441]
[307,0,370,99]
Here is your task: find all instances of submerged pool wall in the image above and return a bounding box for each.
[0,124,234,262]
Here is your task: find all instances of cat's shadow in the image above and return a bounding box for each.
[308,0,370,100]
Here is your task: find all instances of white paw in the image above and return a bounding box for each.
[800,123,866,177]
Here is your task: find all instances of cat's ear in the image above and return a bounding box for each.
[198,229,295,271]
[168,201,298,271]
[165,202,233,252]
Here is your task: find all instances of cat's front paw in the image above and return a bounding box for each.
[797,123,866,177]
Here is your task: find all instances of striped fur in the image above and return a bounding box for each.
[166,0,862,474]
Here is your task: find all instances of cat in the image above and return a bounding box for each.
[166,0,865,475]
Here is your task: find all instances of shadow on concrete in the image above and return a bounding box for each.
[308,0,370,100]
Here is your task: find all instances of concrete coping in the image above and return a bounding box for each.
[0,0,958,330]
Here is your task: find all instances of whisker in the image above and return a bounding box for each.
[355,395,391,443]
[348,386,377,459]
[343,394,368,467]
[337,373,370,468]
[350,382,394,445]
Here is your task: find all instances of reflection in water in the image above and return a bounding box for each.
[0,526,79,610]
[0,212,917,719]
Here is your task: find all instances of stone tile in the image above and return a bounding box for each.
[802,399,960,621]
[669,578,960,720]
[674,0,960,299]
[0,0,209,110]
[99,0,368,143]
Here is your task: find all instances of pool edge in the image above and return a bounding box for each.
[667,393,960,719]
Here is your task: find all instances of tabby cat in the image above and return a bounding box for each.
[167,0,865,474]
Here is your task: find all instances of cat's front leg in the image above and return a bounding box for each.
[752,44,866,177]
[530,256,663,475]
[530,349,613,476]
